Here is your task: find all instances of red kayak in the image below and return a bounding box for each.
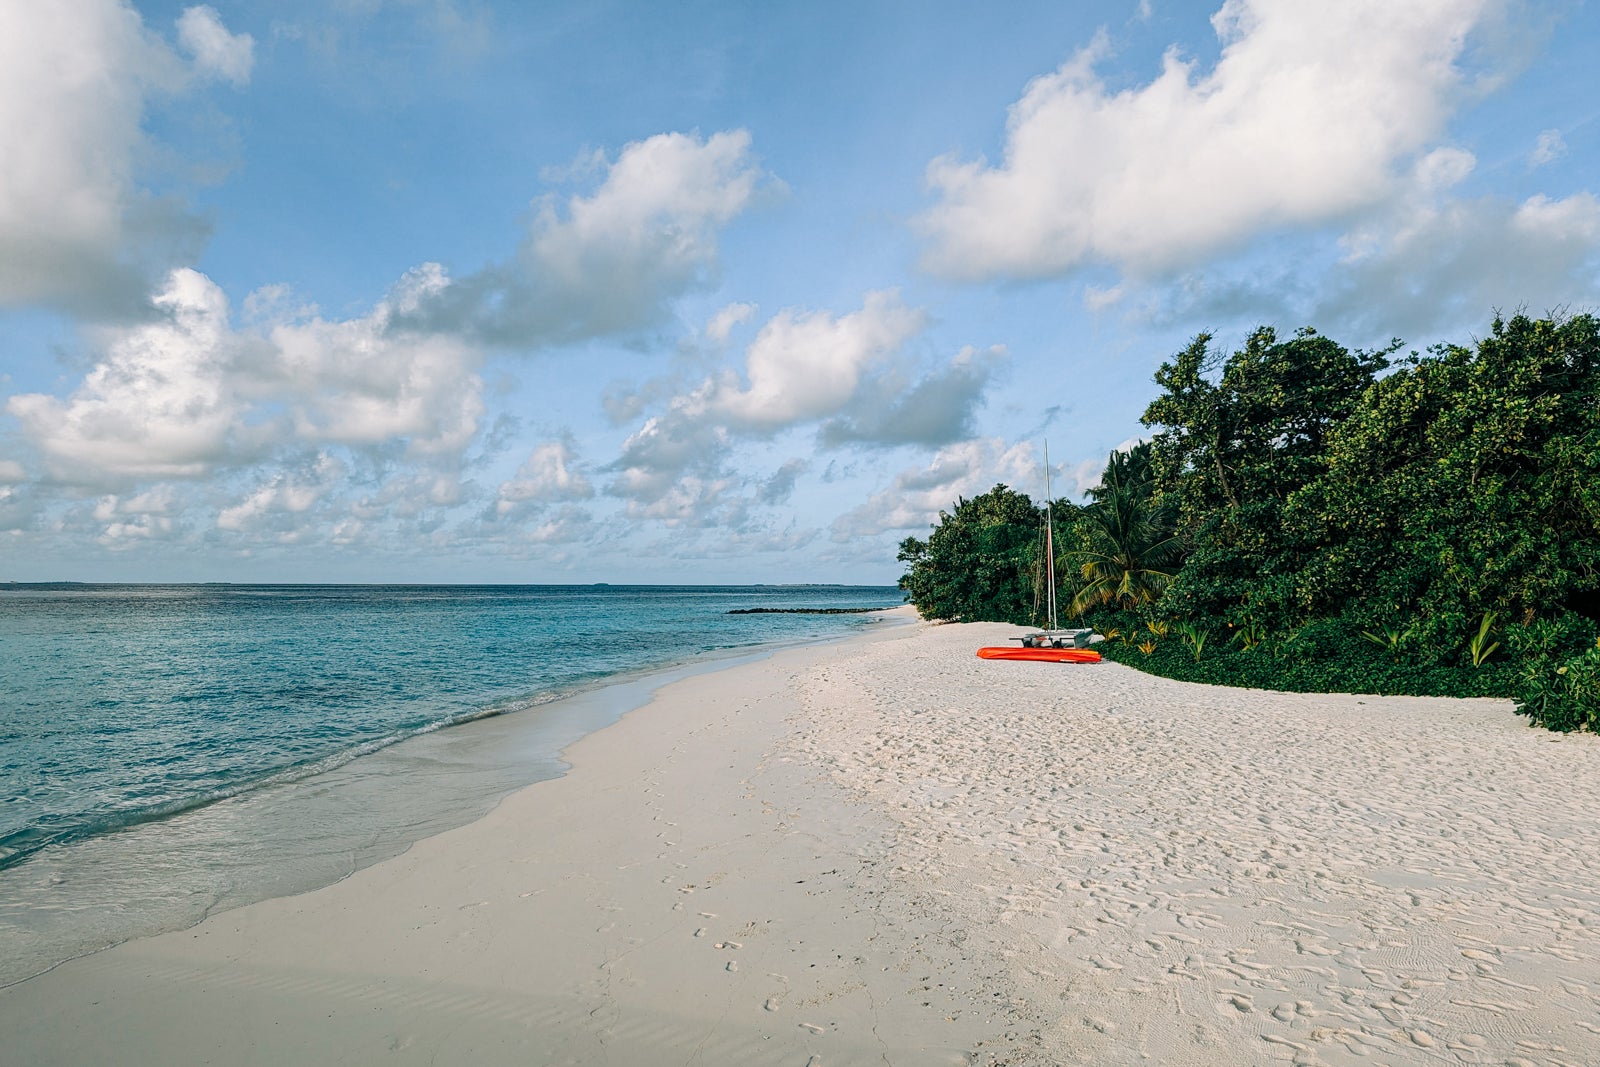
[976,647,1101,663]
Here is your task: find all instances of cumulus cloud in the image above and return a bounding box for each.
[177,5,254,86]
[490,438,594,520]
[92,485,186,546]
[266,264,485,456]
[1317,190,1600,339]
[604,290,996,524]
[604,290,1007,534]
[819,344,1005,448]
[631,475,746,529]
[521,505,598,545]
[830,437,1040,540]
[0,1,250,312]
[216,454,342,536]
[919,0,1498,280]
[608,410,730,506]
[8,265,489,486]
[409,130,771,346]
[8,269,248,481]
[705,291,927,430]
[1166,178,1600,345]
[605,293,925,511]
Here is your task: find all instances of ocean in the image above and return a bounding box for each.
[0,583,904,985]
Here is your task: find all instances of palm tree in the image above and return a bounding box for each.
[1066,444,1182,615]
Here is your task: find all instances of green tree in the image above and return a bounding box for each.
[1143,327,1391,625]
[1066,443,1182,615]
[898,484,1043,623]
[1284,313,1600,643]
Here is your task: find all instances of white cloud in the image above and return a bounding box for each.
[413,130,771,346]
[819,344,1005,448]
[522,505,598,545]
[831,438,1040,540]
[707,290,927,430]
[493,439,594,518]
[608,411,730,505]
[177,5,254,86]
[626,475,746,530]
[0,1,253,312]
[217,455,341,535]
[1169,187,1600,345]
[7,269,246,481]
[268,264,485,456]
[1320,189,1600,338]
[6,266,480,491]
[604,292,927,512]
[93,485,185,545]
[705,301,756,343]
[0,460,25,483]
[0,0,180,308]
[8,264,488,488]
[606,290,1004,533]
[1530,128,1566,167]
[919,0,1497,280]
[1084,284,1124,311]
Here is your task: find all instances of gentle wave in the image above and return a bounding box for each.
[0,585,903,872]
[0,683,596,872]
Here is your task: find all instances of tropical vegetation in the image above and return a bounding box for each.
[896,313,1600,731]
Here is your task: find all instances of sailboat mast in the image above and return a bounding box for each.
[1044,441,1057,632]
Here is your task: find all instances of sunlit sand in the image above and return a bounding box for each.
[6,610,1599,1064]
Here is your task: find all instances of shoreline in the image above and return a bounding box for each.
[2,606,1010,1065]
[0,608,912,991]
[7,614,1600,1064]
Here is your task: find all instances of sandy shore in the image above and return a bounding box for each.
[6,614,1600,1064]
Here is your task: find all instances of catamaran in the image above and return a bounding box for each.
[976,442,1102,663]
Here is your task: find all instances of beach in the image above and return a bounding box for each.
[6,613,1600,1065]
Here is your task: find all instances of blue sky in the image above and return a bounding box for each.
[1,0,1596,583]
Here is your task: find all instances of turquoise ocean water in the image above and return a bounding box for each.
[0,584,903,985]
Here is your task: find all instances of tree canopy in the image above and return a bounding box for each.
[896,312,1600,730]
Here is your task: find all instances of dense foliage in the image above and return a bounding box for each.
[897,485,1051,626]
[897,313,1600,731]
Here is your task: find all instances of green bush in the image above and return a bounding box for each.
[1505,613,1600,731]
[1504,613,1599,662]
[1515,641,1600,732]
[1098,626,1518,699]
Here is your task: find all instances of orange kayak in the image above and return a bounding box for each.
[976,647,1102,663]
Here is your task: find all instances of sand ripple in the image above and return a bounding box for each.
[794,621,1600,1065]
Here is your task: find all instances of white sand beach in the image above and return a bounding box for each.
[6,612,1600,1065]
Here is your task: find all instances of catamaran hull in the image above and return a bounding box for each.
[976,647,1102,663]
